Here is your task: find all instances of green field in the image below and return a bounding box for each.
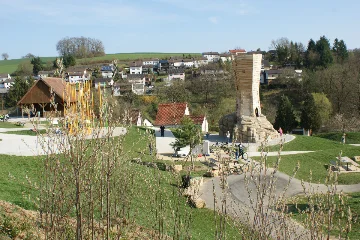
[0,126,244,239]
[261,135,360,184]
[0,53,201,74]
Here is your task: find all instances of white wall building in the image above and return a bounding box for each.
[143,59,159,66]
[202,52,220,63]
[101,65,114,78]
[130,61,143,74]
[166,69,185,81]
[0,73,11,82]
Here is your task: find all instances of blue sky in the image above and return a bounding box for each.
[1,0,359,59]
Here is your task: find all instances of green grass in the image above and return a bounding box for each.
[257,135,360,184]
[287,192,360,239]
[315,132,360,144]
[0,122,23,129]
[0,126,244,239]
[0,53,201,74]
[3,129,47,136]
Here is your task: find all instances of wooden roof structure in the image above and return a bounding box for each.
[17,77,76,105]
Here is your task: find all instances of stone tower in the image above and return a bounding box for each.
[232,54,278,143]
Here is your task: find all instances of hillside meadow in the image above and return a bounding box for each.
[0,52,201,74]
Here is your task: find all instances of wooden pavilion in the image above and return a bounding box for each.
[17,77,76,117]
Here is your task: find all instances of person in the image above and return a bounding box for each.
[235,144,239,160]
[206,132,210,139]
[226,131,230,143]
[149,142,153,155]
[160,125,165,137]
[238,143,244,159]
[278,127,283,137]
[341,133,346,144]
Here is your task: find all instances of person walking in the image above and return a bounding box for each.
[226,131,231,143]
[278,127,283,137]
[238,143,244,159]
[341,133,346,144]
[160,126,165,137]
[149,142,153,155]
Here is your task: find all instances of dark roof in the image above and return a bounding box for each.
[265,69,282,75]
[168,69,185,74]
[94,78,112,83]
[129,61,142,67]
[142,64,154,68]
[127,74,146,80]
[159,60,168,64]
[38,71,54,75]
[66,67,86,73]
[202,52,219,55]
[101,66,113,71]
[155,102,188,126]
[0,74,9,79]
[67,72,84,76]
[220,54,231,57]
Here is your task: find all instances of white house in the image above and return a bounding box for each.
[2,78,15,89]
[202,52,220,63]
[94,78,113,88]
[194,57,208,67]
[101,65,114,78]
[0,73,11,82]
[166,69,185,81]
[129,61,143,74]
[66,72,91,84]
[143,58,159,66]
[127,74,146,95]
[220,54,232,62]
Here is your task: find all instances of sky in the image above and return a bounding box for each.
[0,0,359,59]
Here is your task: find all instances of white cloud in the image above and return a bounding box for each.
[208,17,218,24]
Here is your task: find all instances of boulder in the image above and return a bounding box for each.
[172,164,183,173]
[191,197,206,208]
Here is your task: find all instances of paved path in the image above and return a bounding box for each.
[0,127,127,156]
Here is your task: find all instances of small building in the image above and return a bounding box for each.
[101,65,114,78]
[113,82,132,96]
[159,60,170,71]
[127,74,146,95]
[142,65,154,74]
[129,61,143,74]
[1,78,15,89]
[166,69,185,81]
[0,73,11,82]
[17,77,75,117]
[93,78,113,88]
[37,71,55,79]
[202,52,220,63]
[155,102,208,132]
[220,54,232,62]
[143,58,159,66]
[264,69,282,84]
[229,49,247,55]
[194,57,208,67]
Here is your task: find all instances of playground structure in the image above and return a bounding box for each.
[63,81,103,135]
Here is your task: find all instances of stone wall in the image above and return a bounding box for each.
[218,112,237,137]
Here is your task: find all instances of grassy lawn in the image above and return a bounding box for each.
[0,126,244,239]
[315,132,360,144]
[0,122,23,128]
[286,192,360,239]
[258,135,360,184]
[0,53,201,74]
[3,129,47,136]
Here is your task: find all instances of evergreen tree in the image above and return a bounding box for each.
[5,76,32,107]
[63,54,76,68]
[315,36,333,68]
[300,94,322,133]
[30,57,43,75]
[274,95,297,133]
[304,39,318,70]
[332,38,348,63]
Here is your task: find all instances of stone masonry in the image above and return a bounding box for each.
[232,54,278,143]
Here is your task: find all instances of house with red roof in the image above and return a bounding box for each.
[155,102,208,132]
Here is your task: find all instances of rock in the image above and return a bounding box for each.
[354,156,360,162]
[171,164,183,173]
[191,197,206,208]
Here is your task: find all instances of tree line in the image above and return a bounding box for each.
[56,36,105,59]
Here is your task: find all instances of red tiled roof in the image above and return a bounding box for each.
[155,102,187,126]
[189,115,205,125]
[229,49,246,54]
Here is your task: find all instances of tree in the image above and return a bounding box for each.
[304,39,319,70]
[5,76,32,107]
[62,54,76,68]
[315,36,333,68]
[171,116,202,169]
[332,38,348,63]
[1,53,9,60]
[312,92,332,124]
[56,36,105,58]
[31,57,43,75]
[300,94,322,133]
[12,61,33,76]
[274,95,297,133]
[22,53,35,59]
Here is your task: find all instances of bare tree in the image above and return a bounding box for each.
[1,53,9,60]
